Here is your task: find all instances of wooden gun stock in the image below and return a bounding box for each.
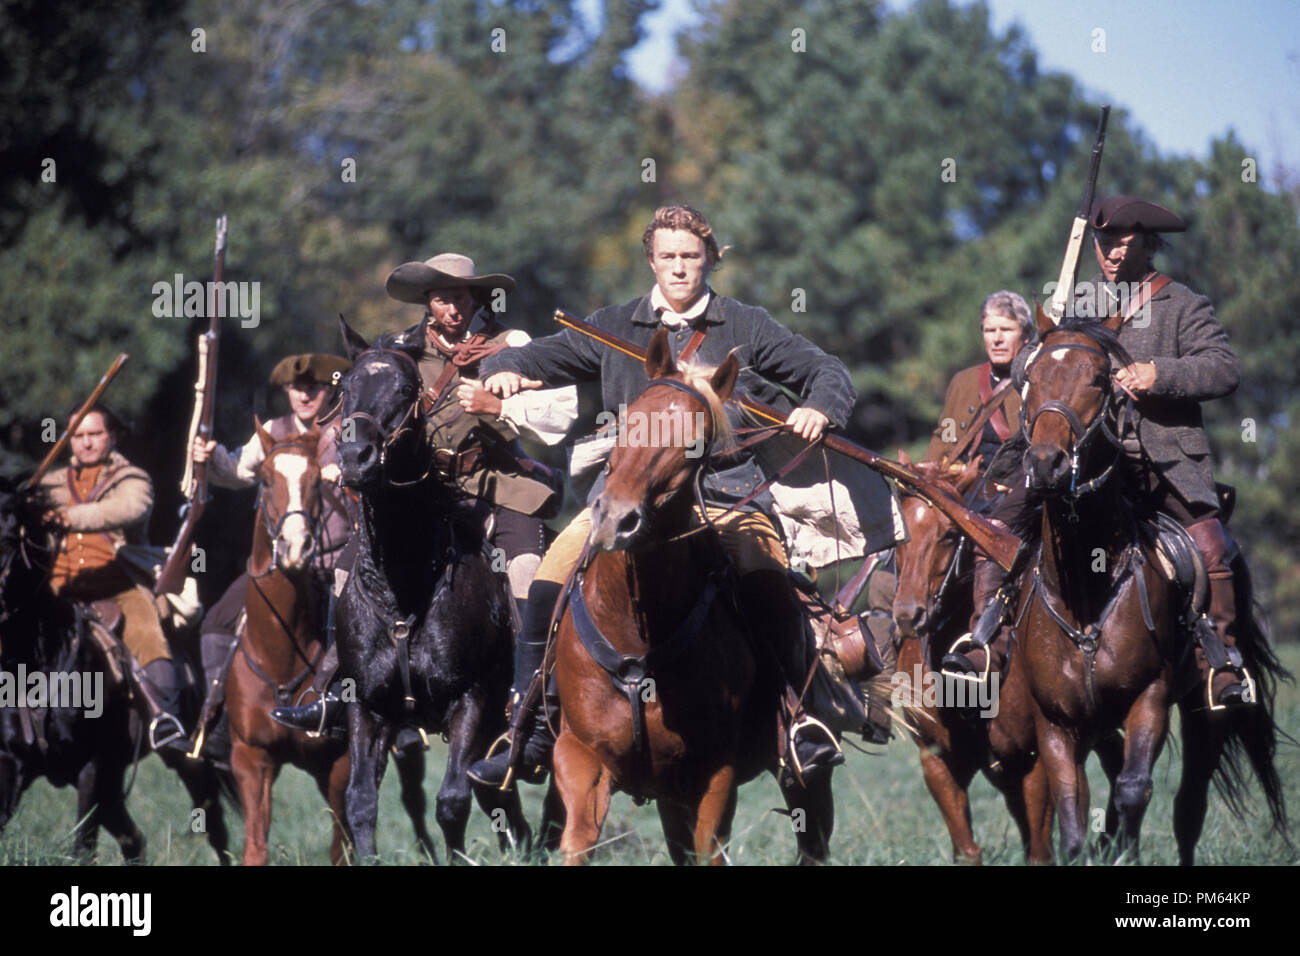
[551,309,1022,571]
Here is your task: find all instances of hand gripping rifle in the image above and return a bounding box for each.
[550,308,1022,571]
[1044,105,1110,325]
[20,353,130,491]
[156,215,227,596]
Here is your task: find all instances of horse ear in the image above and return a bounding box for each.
[1102,312,1123,333]
[898,448,914,468]
[955,456,983,493]
[1034,299,1055,337]
[253,415,274,454]
[339,314,370,360]
[645,328,675,380]
[709,353,740,403]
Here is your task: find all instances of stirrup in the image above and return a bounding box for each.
[786,713,843,779]
[942,633,991,684]
[303,693,339,738]
[1208,666,1256,712]
[149,713,186,751]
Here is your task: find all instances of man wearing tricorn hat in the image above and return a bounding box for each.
[191,352,355,732]
[268,253,577,734]
[944,195,1253,709]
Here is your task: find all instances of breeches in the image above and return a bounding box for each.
[534,506,788,586]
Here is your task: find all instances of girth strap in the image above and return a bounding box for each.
[568,569,719,767]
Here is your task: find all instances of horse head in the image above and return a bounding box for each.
[892,453,982,637]
[333,316,427,491]
[1019,318,1132,494]
[253,418,322,574]
[588,328,738,552]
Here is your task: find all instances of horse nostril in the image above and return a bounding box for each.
[616,509,641,539]
[357,444,374,466]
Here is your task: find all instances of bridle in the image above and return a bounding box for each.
[249,441,323,578]
[322,349,437,489]
[1020,336,1132,499]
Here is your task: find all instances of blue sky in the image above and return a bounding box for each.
[616,0,1300,186]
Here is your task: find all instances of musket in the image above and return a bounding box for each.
[156,215,228,596]
[21,353,130,491]
[551,309,1022,571]
[1045,105,1111,325]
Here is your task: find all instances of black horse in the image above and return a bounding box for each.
[0,477,235,863]
[332,318,528,861]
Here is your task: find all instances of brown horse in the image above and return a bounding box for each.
[551,331,834,865]
[226,423,436,864]
[1017,316,1287,862]
[890,454,1057,864]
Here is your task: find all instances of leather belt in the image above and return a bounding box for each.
[433,445,485,479]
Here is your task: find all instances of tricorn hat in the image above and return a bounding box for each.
[384,253,516,305]
[1089,195,1186,233]
[269,353,352,388]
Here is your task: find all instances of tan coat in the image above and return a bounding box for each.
[924,363,1022,466]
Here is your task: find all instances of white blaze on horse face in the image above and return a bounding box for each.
[274,453,312,571]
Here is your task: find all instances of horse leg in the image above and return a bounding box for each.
[344,706,391,862]
[458,696,531,857]
[161,749,232,865]
[553,729,612,865]
[392,747,437,863]
[436,696,483,862]
[310,752,354,865]
[1093,728,1126,855]
[656,798,696,866]
[1020,757,1055,864]
[74,760,104,862]
[921,746,981,864]
[691,764,737,865]
[1172,701,1223,866]
[1110,684,1169,862]
[779,768,834,865]
[539,776,566,853]
[231,738,277,866]
[1037,721,1088,861]
[83,756,145,864]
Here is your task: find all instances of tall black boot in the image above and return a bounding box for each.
[142,658,188,752]
[1187,518,1255,710]
[467,580,563,790]
[738,570,844,782]
[269,643,343,736]
[941,557,1007,681]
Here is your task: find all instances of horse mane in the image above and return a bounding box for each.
[676,360,736,451]
[1048,317,1136,369]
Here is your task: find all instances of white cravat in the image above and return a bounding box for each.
[650,285,712,328]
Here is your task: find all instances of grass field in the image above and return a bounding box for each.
[4,645,1298,866]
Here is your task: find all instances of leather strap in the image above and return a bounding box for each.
[1112,273,1173,323]
[678,326,708,363]
[947,372,1014,464]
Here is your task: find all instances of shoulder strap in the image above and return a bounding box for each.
[946,374,1014,464]
[678,325,709,363]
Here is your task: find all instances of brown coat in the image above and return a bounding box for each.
[40,451,154,553]
[924,363,1022,467]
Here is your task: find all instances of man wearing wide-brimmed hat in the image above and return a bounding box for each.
[190,352,356,742]
[944,196,1252,710]
[268,253,577,736]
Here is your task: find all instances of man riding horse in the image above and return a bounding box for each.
[191,353,355,737]
[943,195,1253,710]
[40,405,188,750]
[270,253,577,734]
[468,204,861,790]
[924,289,1035,483]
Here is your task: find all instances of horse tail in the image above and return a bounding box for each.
[1210,553,1293,834]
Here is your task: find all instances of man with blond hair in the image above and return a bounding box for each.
[468,205,860,789]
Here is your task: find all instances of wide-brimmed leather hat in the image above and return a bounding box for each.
[384,253,516,304]
[1089,195,1186,233]
[269,353,352,387]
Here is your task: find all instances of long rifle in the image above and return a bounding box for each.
[21,353,130,491]
[550,309,1022,571]
[1045,105,1111,325]
[156,215,228,596]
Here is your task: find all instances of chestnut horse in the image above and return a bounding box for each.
[890,454,1128,863]
[551,331,834,865]
[226,424,435,864]
[1017,317,1287,861]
